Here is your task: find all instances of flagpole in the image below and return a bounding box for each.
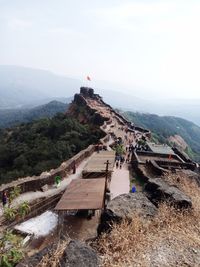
[86,75,92,88]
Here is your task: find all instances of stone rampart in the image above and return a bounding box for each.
[172,147,194,163]
[147,160,169,176]
[0,145,95,197]
[132,164,192,209]
[100,96,151,135]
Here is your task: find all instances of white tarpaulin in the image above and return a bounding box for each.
[15,211,58,237]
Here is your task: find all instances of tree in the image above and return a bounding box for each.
[0,114,102,185]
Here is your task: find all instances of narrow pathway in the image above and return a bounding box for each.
[11,154,95,208]
[110,163,130,199]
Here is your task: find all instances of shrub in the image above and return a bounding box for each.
[0,231,23,267]
[9,186,21,203]
[18,201,30,218]
[3,207,17,221]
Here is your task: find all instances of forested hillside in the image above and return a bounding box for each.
[0,113,103,184]
[124,111,200,161]
[0,101,69,128]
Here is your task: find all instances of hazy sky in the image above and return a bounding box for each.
[1,0,200,99]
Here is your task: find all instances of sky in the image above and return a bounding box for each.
[1,0,200,99]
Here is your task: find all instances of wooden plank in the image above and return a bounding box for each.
[54,178,106,211]
[83,151,115,173]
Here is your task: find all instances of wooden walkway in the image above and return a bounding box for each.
[54,178,106,211]
[82,150,115,178]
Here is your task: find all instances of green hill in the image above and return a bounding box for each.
[0,100,70,128]
[124,111,200,162]
[0,113,103,184]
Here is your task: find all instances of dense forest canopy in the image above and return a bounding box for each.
[0,113,103,184]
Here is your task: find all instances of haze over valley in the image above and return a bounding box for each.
[1,65,200,126]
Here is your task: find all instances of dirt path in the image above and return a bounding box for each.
[102,116,138,199]
[110,163,130,199]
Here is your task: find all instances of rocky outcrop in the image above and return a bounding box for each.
[147,160,169,176]
[17,240,99,267]
[16,243,56,267]
[144,178,192,208]
[98,192,157,233]
[60,240,99,267]
[169,134,188,150]
[181,169,200,187]
[69,94,109,126]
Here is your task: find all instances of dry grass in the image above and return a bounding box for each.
[36,239,70,267]
[93,174,200,267]
[164,171,200,212]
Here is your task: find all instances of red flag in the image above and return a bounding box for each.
[87,76,91,81]
[168,154,172,160]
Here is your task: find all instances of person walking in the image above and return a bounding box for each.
[126,153,131,163]
[120,162,122,169]
[2,191,8,207]
[120,156,124,169]
[116,160,119,168]
[72,161,76,174]
[55,176,61,188]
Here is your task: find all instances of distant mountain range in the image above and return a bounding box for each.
[0,65,200,126]
[0,100,69,128]
[0,65,80,108]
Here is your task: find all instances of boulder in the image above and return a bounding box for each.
[60,240,99,267]
[17,240,99,267]
[98,192,157,234]
[144,178,192,209]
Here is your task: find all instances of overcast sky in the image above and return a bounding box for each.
[1,0,200,99]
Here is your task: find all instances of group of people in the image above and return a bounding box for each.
[126,143,135,153]
[114,142,134,169]
[114,126,136,169]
